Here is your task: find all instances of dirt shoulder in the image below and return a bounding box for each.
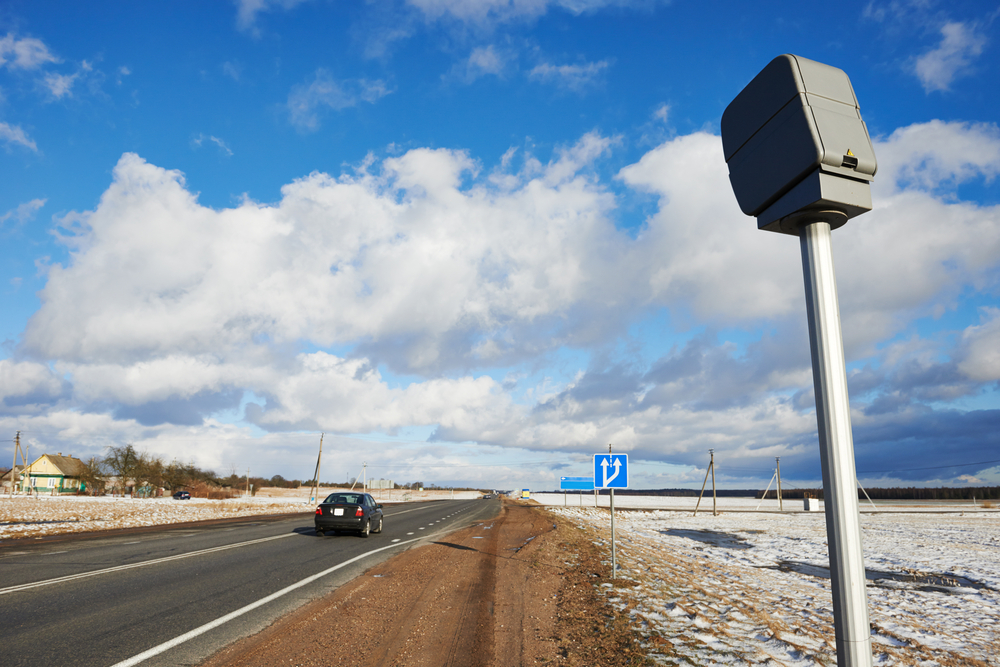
[201,499,651,666]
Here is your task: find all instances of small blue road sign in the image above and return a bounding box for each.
[560,476,595,491]
[594,454,628,489]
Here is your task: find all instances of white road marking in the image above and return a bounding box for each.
[41,551,69,556]
[110,531,449,667]
[0,533,294,596]
[391,539,400,543]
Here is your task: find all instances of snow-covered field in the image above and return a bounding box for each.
[0,488,481,540]
[549,501,1000,665]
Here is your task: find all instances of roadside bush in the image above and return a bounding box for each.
[189,480,238,499]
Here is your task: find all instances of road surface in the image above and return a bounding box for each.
[0,498,499,666]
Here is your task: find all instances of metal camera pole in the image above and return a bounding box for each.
[722,54,879,666]
[800,215,871,665]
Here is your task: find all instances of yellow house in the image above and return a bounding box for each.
[21,453,87,494]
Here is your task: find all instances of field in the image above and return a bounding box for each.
[0,487,481,540]
[536,496,1000,665]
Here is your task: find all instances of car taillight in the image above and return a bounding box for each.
[355,507,364,517]
[315,507,322,515]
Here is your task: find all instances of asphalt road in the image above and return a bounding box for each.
[0,498,500,667]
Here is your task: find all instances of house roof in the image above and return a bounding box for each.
[29,454,87,477]
[1,466,23,482]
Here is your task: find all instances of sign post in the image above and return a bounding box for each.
[722,54,876,666]
[561,476,595,507]
[594,448,628,579]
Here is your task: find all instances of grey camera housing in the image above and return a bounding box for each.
[722,54,877,235]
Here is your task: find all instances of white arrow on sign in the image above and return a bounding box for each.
[601,457,621,487]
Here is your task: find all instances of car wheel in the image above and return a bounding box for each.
[374,517,383,533]
[360,519,370,538]
[316,528,324,536]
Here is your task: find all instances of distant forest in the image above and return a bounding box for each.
[762,487,1000,501]
[581,487,1000,501]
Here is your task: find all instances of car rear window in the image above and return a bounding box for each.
[323,494,362,504]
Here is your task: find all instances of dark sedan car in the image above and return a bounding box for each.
[315,492,383,537]
[172,491,191,500]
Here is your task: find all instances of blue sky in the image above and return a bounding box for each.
[1,0,998,491]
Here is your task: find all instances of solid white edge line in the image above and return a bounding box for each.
[0,533,294,596]
[109,530,449,667]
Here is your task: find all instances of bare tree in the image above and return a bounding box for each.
[80,456,107,496]
[104,443,140,497]
[162,459,187,492]
[134,452,166,497]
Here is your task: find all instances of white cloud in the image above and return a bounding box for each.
[287,70,392,130]
[192,133,234,156]
[222,61,243,82]
[528,59,609,92]
[43,71,79,99]
[958,308,1000,382]
[15,122,1000,476]
[250,352,512,432]
[0,33,59,70]
[618,132,804,322]
[874,120,1000,193]
[22,141,624,370]
[1,198,46,229]
[235,0,313,34]
[913,21,987,92]
[408,0,548,23]
[448,45,512,83]
[406,0,656,26]
[0,359,63,407]
[957,474,984,484]
[0,122,38,152]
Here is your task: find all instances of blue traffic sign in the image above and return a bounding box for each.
[560,476,595,490]
[594,454,628,489]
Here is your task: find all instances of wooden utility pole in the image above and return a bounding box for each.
[694,449,717,516]
[711,450,717,515]
[245,467,250,498]
[310,433,324,504]
[9,431,20,496]
[776,457,783,511]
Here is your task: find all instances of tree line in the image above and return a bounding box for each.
[760,486,1000,501]
[79,444,232,497]
[76,445,436,498]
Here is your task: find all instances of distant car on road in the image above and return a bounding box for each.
[315,492,383,537]
[172,491,191,500]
